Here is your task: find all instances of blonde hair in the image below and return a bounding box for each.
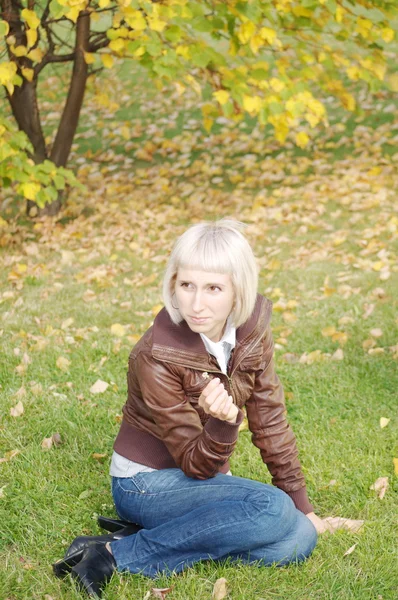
[163,219,258,328]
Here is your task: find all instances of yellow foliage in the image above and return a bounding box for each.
[21,9,40,30]
[0,61,17,85]
[21,67,34,82]
[124,10,147,31]
[101,54,114,69]
[0,20,9,36]
[26,29,38,49]
[259,27,277,45]
[19,182,41,201]
[336,6,345,23]
[242,95,262,114]
[237,21,255,45]
[11,45,28,57]
[295,131,309,148]
[249,35,263,54]
[27,47,44,63]
[99,0,110,7]
[84,52,95,65]
[388,73,398,92]
[269,78,285,93]
[148,17,167,32]
[381,27,394,43]
[176,45,191,60]
[109,38,125,53]
[356,17,373,39]
[213,90,230,105]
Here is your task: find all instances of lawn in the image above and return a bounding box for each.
[0,62,397,599]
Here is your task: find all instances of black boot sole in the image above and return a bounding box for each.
[53,549,83,578]
[97,515,132,532]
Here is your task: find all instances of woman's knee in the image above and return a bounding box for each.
[290,511,318,563]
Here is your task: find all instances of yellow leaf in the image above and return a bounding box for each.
[259,27,277,45]
[92,452,107,461]
[0,20,10,36]
[66,6,81,23]
[84,52,95,65]
[295,131,309,148]
[322,326,336,337]
[26,29,37,48]
[331,349,344,361]
[213,90,230,106]
[110,323,126,337]
[393,458,398,476]
[356,17,372,39]
[99,0,110,7]
[237,21,255,45]
[388,73,398,92]
[148,17,167,32]
[381,27,394,43]
[10,401,24,417]
[16,263,27,273]
[12,45,28,57]
[101,53,114,68]
[27,47,44,63]
[249,34,263,54]
[21,67,34,82]
[379,417,390,429]
[124,13,147,31]
[0,61,17,85]
[19,182,41,201]
[109,38,125,53]
[21,8,40,30]
[336,6,345,23]
[242,95,262,114]
[56,356,70,372]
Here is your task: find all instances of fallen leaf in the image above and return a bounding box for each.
[379,417,390,428]
[343,543,357,557]
[362,303,375,319]
[0,449,20,463]
[370,476,389,499]
[322,325,336,337]
[10,400,24,417]
[368,348,384,356]
[212,577,228,600]
[41,437,53,450]
[61,317,74,330]
[0,484,7,498]
[110,323,126,337]
[13,386,26,399]
[323,517,364,533]
[393,458,398,476]
[370,328,383,338]
[56,356,71,371]
[52,432,62,446]
[282,352,299,364]
[151,588,173,599]
[90,379,109,394]
[92,452,107,461]
[331,348,344,361]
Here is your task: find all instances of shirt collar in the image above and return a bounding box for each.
[200,318,236,352]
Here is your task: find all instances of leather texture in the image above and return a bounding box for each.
[115,294,308,497]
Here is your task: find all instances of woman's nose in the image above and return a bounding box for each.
[192,292,204,312]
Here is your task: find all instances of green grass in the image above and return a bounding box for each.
[1,63,397,599]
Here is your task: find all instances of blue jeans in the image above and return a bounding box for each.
[110,469,317,578]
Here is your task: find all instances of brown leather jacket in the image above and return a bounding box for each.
[114,294,313,514]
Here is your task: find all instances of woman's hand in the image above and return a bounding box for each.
[198,378,238,423]
[305,512,329,534]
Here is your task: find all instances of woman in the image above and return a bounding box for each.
[54,219,322,597]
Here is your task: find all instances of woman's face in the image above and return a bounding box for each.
[174,268,235,342]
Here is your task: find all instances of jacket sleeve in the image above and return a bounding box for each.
[245,327,314,514]
[132,351,244,479]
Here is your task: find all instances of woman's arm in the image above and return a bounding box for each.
[131,351,244,479]
[245,326,313,514]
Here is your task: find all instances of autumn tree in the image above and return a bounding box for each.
[0,0,397,216]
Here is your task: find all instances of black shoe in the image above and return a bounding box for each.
[97,515,132,532]
[53,524,140,578]
[71,542,116,598]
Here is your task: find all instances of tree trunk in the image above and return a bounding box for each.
[50,12,90,168]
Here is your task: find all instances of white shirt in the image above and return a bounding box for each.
[110,322,237,477]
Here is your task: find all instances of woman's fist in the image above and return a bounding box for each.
[198,378,238,423]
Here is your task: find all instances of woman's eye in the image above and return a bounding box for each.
[209,286,221,292]
[180,282,192,288]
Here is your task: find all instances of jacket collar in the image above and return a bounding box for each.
[152,294,272,372]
